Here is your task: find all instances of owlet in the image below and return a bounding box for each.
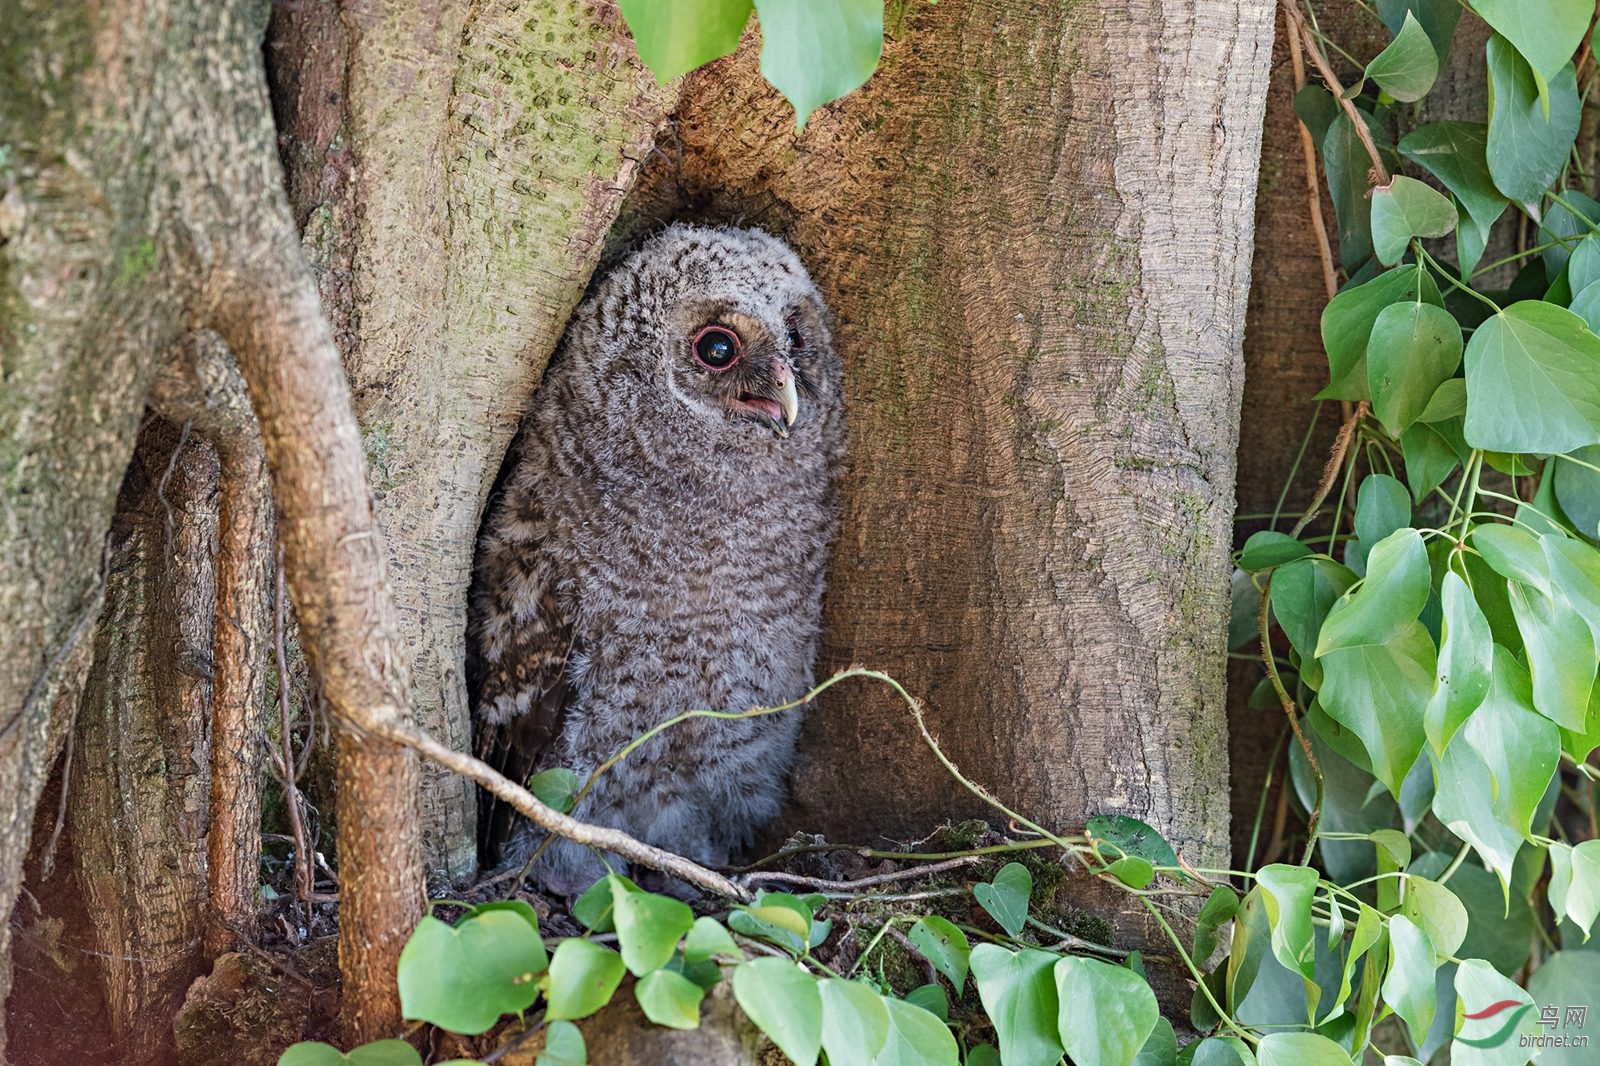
[467,224,846,896]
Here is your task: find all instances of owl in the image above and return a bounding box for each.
[467,224,846,897]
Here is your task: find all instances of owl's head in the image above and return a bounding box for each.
[578,224,841,451]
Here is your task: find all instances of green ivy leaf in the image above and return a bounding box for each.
[907,916,970,994]
[1319,529,1430,651]
[397,912,545,1034]
[1318,621,1435,796]
[1368,303,1464,436]
[1239,532,1312,572]
[733,957,822,1066]
[730,895,812,955]
[1451,959,1537,1062]
[1554,446,1600,537]
[1399,424,1461,504]
[1185,1036,1257,1066]
[1054,956,1160,1066]
[572,874,638,933]
[753,0,882,130]
[1526,952,1600,1060]
[969,945,1066,1066]
[1319,265,1441,402]
[1133,1018,1178,1066]
[1381,915,1439,1042]
[876,996,961,1066]
[1398,123,1507,274]
[683,916,739,963]
[527,768,580,814]
[1105,856,1155,889]
[1508,578,1596,731]
[1086,815,1181,869]
[1568,236,1600,297]
[966,1045,1002,1066]
[1464,301,1600,453]
[1471,0,1591,84]
[973,863,1032,937]
[1371,177,1456,267]
[618,0,752,83]
[818,978,890,1063]
[1366,12,1439,101]
[613,889,695,976]
[1548,840,1600,938]
[1540,191,1600,284]
[1270,558,1357,672]
[1254,866,1319,982]
[535,1020,587,1066]
[1323,111,1393,272]
[1432,649,1559,887]
[1334,903,1384,1011]
[544,939,627,1022]
[1377,0,1461,62]
[1471,524,1548,589]
[1193,886,1240,962]
[1255,1032,1355,1066]
[1349,474,1414,575]
[279,1041,423,1066]
[1485,36,1581,204]
[1425,573,1493,757]
[1399,876,1468,958]
[634,968,705,1029]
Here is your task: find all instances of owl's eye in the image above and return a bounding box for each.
[692,325,743,371]
[786,313,807,351]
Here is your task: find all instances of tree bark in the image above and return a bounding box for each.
[67,419,217,1065]
[267,0,676,883]
[1,2,189,1054]
[150,333,275,957]
[0,0,425,1048]
[626,0,1273,957]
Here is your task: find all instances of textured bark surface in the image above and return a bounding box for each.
[68,420,217,1065]
[626,0,1273,907]
[268,0,676,882]
[1,0,424,1050]
[0,3,189,1055]
[150,334,275,956]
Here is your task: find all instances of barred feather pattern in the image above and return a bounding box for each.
[467,225,846,896]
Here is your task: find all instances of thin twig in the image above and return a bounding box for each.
[40,731,75,879]
[1280,0,1389,185]
[274,550,315,906]
[738,855,985,892]
[1291,400,1368,540]
[1284,4,1340,299]
[369,718,751,901]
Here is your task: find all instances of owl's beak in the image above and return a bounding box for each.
[736,358,801,438]
[774,373,800,434]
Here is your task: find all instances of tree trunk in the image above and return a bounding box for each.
[0,0,426,1050]
[67,419,217,1065]
[626,0,1273,955]
[266,0,676,884]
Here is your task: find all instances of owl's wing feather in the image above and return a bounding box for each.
[467,485,577,865]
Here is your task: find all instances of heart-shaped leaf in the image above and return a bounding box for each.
[732,957,823,1066]
[544,939,627,1022]
[635,968,705,1029]
[397,912,546,1034]
[974,863,1032,937]
[1371,176,1456,266]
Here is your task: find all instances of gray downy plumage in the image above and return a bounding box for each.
[467,223,847,896]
